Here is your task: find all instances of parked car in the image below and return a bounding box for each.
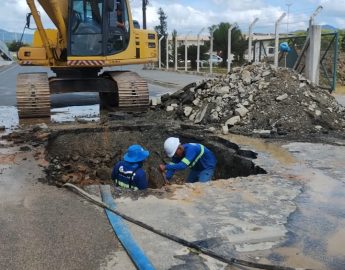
[209,54,223,64]
[200,54,223,67]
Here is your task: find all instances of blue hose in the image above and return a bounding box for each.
[100,186,155,270]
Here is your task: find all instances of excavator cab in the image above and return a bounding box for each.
[69,0,130,56]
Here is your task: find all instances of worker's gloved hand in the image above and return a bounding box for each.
[159,164,166,173]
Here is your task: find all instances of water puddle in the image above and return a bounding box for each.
[335,85,345,94]
[51,105,99,123]
[0,106,19,130]
[0,105,100,132]
[222,134,296,165]
[277,143,345,269]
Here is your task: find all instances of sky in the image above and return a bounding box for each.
[0,0,344,35]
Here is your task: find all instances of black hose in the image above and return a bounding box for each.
[64,183,312,270]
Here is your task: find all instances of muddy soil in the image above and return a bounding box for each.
[44,123,265,188]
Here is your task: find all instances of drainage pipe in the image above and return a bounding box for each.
[64,184,311,270]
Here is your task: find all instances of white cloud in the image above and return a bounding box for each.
[134,1,290,34]
[0,0,54,32]
[0,0,343,35]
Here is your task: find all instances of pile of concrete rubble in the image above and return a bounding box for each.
[157,63,345,137]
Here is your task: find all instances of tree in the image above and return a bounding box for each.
[154,8,168,66]
[209,22,247,65]
[7,41,28,52]
[177,44,208,70]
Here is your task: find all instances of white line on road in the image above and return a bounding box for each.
[0,64,19,77]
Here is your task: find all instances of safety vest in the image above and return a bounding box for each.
[181,144,205,168]
[115,165,139,191]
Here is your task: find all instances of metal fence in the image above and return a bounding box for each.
[0,40,13,61]
[253,32,338,92]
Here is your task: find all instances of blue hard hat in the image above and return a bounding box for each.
[124,144,150,163]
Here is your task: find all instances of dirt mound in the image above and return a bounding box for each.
[45,125,265,188]
[158,63,345,137]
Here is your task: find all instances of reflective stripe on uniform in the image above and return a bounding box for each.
[116,180,139,191]
[189,144,205,168]
[181,158,191,166]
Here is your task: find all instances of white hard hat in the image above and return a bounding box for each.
[164,137,180,158]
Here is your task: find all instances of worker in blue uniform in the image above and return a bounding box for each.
[159,137,217,183]
[111,144,150,190]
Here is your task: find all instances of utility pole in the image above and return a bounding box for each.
[274,13,286,68]
[158,36,164,69]
[286,2,292,35]
[184,32,191,71]
[175,36,178,71]
[309,5,323,29]
[166,34,169,70]
[210,28,215,74]
[227,23,237,73]
[142,0,148,29]
[197,27,205,73]
[248,18,259,63]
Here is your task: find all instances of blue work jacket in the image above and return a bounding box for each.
[111,161,148,190]
[165,143,217,180]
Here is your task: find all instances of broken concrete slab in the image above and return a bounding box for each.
[184,106,193,117]
[226,116,241,126]
[241,70,252,85]
[166,106,174,112]
[276,93,288,101]
[194,104,209,124]
[235,105,249,117]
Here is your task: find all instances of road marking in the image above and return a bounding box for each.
[0,64,19,77]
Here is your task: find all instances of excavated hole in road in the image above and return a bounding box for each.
[45,124,266,188]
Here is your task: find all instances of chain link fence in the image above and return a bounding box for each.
[253,32,338,92]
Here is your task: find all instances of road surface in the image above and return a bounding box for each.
[0,63,344,270]
[0,63,203,107]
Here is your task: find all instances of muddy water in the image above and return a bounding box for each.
[334,85,345,107]
[222,135,345,269]
[335,85,345,94]
[280,143,345,269]
[222,134,296,166]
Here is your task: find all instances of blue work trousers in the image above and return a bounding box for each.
[187,168,215,183]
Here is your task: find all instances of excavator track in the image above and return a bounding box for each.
[16,73,51,118]
[107,71,149,111]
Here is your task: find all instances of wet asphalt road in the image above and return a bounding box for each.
[1,63,345,270]
[0,63,203,107]
[0,63,203,270]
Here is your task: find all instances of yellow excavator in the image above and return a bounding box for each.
[17,0,158,118]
